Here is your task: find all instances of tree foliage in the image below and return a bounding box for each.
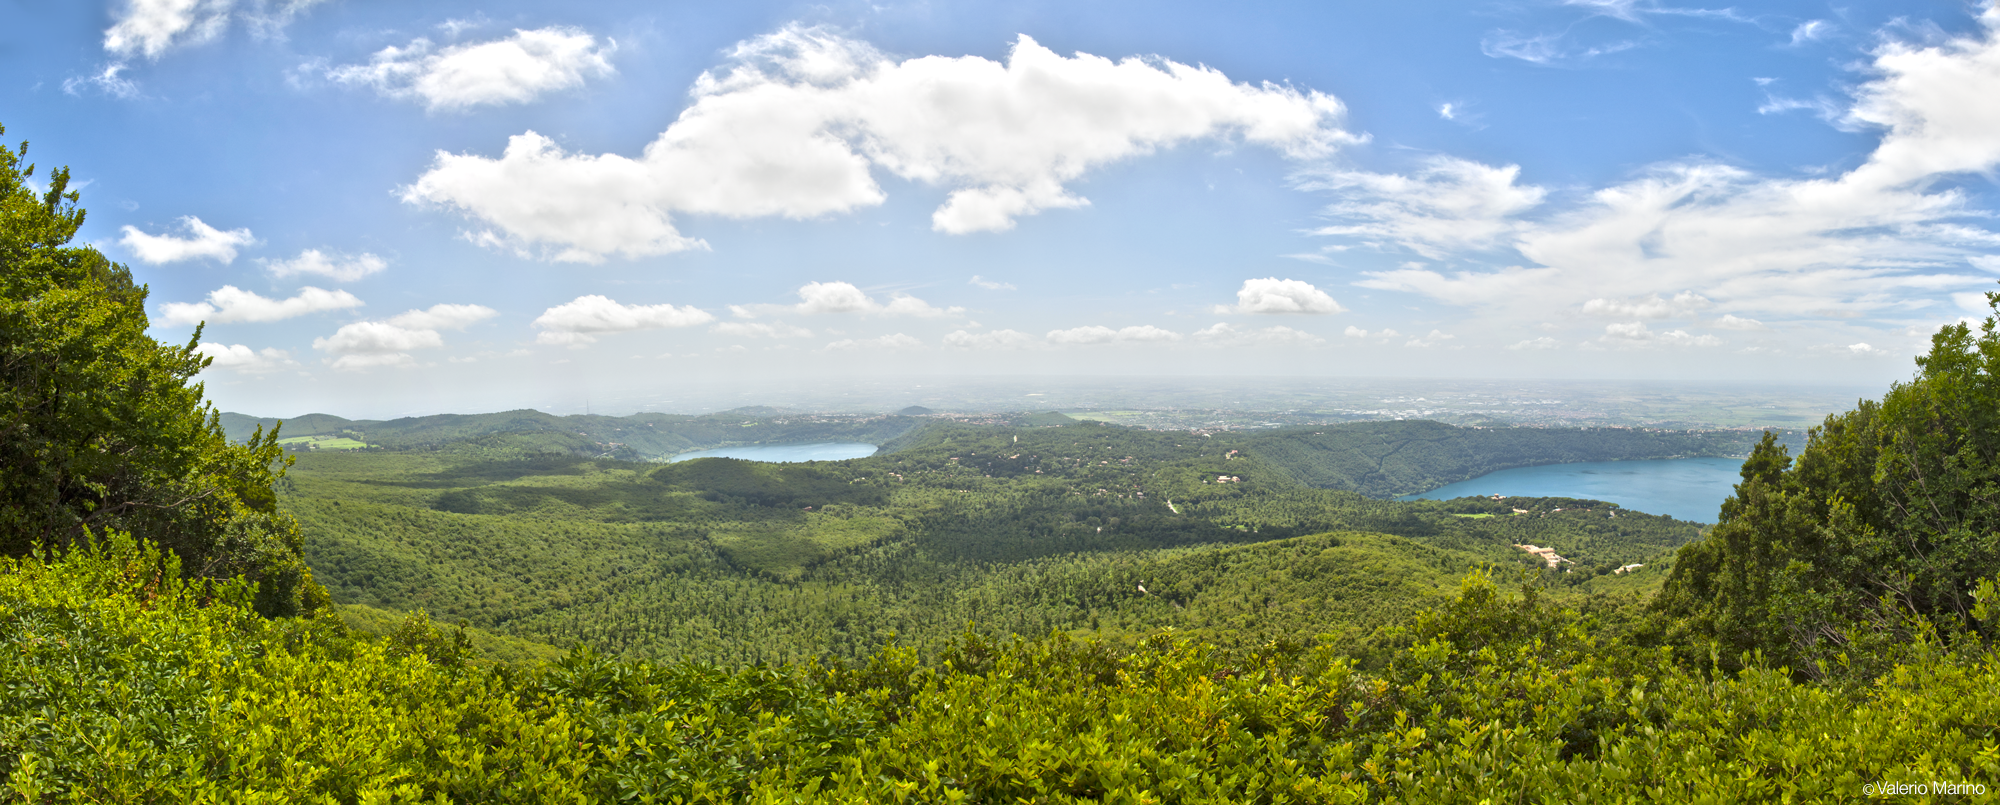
[1654,286,2000,677]
[0,126,324,616]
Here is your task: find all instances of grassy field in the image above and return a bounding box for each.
[279,435,370,451]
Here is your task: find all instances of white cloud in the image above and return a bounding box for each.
[969,275,1016,291]
[104,0,235,60]
[1581,291,1712,319]
[1343,326,1402,340]
[314,320,444,354]
[1405,329,1456,348]
[1213,277,1345,315]
[118,216,256,264]
[1437,103,1455,120]
[1480,30,1638,65]
[712,322,813,338]
[327,27,616,111]
[403,27,1358,261]
[63,63,142,99]
[386,303,496,331]
[103,0,324,59]
[1046,325,1181,345]
[824,333,922,351]
[1847,342,1888,355]
[1341,11,2000,326]
[158,285,362,326]
[943,329,1036,349]
[1790,20,1829,46]
[1301,157,1546,259]
[532,295,715,345]
[1953,291,1996,312]
[1712,314,1768,330]
[776,281,965,318]
[264,249,387,282]
[197,342,296,373]
[310,303,492,370]
[329,352,420,371]
[1508,337,1561,350]
[1192,322,1325,346]
[1599,321,1723,347]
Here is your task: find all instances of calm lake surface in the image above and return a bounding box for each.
[1396,456,1747,523]
[667,442,878,463]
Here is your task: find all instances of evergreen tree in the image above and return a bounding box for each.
[0,124,326,616]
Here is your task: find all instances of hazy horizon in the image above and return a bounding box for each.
[8,0,1998,417]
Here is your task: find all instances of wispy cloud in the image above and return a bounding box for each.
[264,249,388,282]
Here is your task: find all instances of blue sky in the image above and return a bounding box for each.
[6,0,1999,417]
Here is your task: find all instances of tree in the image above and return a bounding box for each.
[0,124,327,616]
[1651,285,2000,676]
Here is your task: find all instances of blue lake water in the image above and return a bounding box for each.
[667,442,878,463]
[1395,456,1747,523]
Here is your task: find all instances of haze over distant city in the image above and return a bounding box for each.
[6,0,1999,418]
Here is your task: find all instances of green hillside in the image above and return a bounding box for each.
[282,418,1709,666]
[221,408,925,461]
[1240,419,1760,498]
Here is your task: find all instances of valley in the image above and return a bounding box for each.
[281,415,1743,665]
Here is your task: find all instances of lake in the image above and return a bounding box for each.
[667,442,879,463]
[1396,456,1747,523]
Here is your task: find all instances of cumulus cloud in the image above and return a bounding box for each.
[1046,325,1181,345]
[824,333,922,351]
[1712,314,1768,330]
[1580,291,1712,319]
[532,295,715,345]
[1405,329,1456,348]
[1847,342,1888,355]
[158,285,362,326]
[402,26,1358,261]
[197,342,296,373]
[264,249,387,282]
[1340,11,2000,325]
[969,275,1016,290]
[1600,321,1723,347]
[1343,325,1401,339]
[1192,322,1325,346]
[1213,277,1345,315]
[119,216,256,264]
[1301,157,1545,259]
[311,303,494,370]
[742,281,968,318]
[386,303,497,331]
[314,321,442,357]
[327,27,616,111]
[712,322,812,339]
[943,329,1036,349]
[1508,337,1561,350]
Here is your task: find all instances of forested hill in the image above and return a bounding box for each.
[230,406,1764,499]
[1241,420,1766,498]
[220,408,924,460]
